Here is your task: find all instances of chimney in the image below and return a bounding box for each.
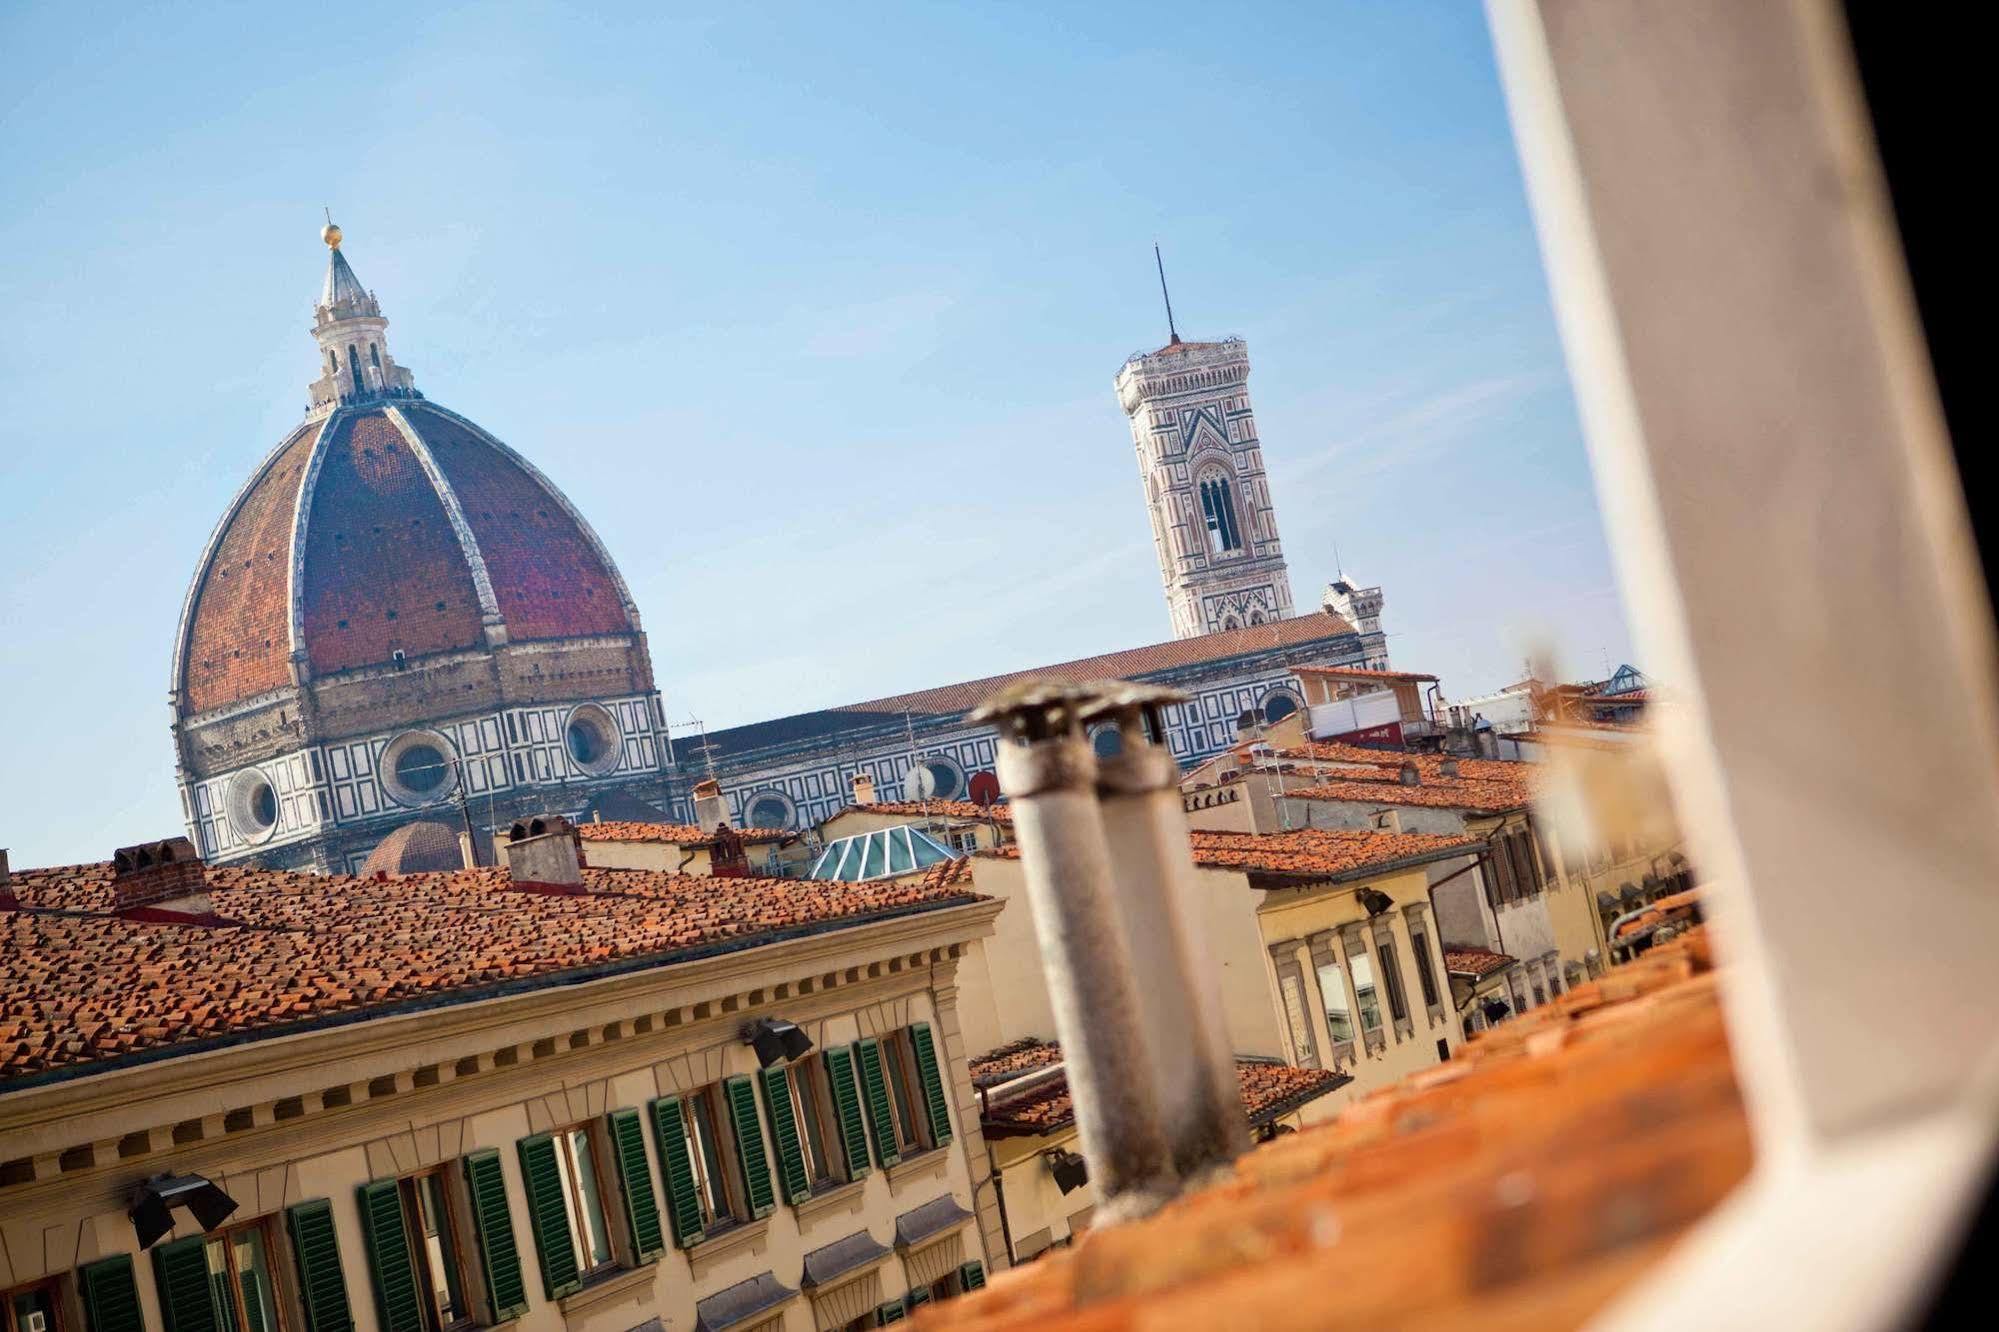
[852,772,877,806]
[0,847,9,888]
[1439,757,1461,779]
[1235,709,1262,743]
[1398,761,1421,787]
[1374,809,1404,834]
[970,680,1176,1221]
[1085,682,1247,1182]
[110,838,212,914]
[457,830,480,870]
[691,778,729,834]
[503,815,584,888]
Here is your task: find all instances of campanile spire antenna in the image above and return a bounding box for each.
[1154,243,1181,345]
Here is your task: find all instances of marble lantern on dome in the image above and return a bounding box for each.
[168,223,674,872]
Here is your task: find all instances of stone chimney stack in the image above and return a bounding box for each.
[970,680,1176,1222]
[691,779,729,834]
[503,816,584,888]
[110,838,211,914]
[852,772,877,806]
[1085,682,1247,1182]
[1398,761,1422,787]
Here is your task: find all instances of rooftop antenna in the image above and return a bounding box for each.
[1154,243,1181,345]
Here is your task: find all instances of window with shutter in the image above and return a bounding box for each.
[355,1182,424,1332]
[284,1201,354,1332]
[461,1152,528,1322]
[78,1256,145,1332]
[908,1023,954,1146]
[957,1261,986,1292]
[647,1096,708,1248]
[822,1047,873,1180]
[151,1237,219,1332]
[605,1109,665,1261]
[854,1039,901,1167]
[757,1065,813,1205]
[873,1303,906,1325]
[514,1136,582,1300]
[723,1075,776,1219]
[902,1287,933,1312]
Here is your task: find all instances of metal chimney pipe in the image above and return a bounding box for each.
[1085,682,1247,1181]
[970,680,1177,1219]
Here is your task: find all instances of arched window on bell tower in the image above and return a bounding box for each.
[1198,470,1244,554]
[349,345,364,396]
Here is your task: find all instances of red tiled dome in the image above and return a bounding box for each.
[358,820,467,876]
[174,401,637,716]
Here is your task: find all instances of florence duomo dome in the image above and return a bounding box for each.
[169,222,676,872]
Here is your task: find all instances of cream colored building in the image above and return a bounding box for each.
[967,1043,1341,1263]
[953,825,1479,1142]
[575,818,800,878]
[0,831,1006,1332]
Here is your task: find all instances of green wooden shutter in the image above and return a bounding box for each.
[958,1260,986,1292]
[854,1038,901,1167]
[874,1302,907,1325]
[904,1286,933,1312]
[354,1181,424,1332]
[823,1046,872,1179]
[78,1255,144,1332]
[462,1150,529,1321]
[605,1108,665,1261]
[284,1200,355,1332]
[757,1065,813,1205]
[515,1135,582,1299]
[908,1022,954,1146]
[151,1236,219,1332]
[722,1075,776,1219]
[646,1096,708,1248]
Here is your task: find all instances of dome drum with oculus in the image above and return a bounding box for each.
[564,704,622,776]
[226,768,281,843]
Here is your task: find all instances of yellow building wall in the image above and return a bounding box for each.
[0,961,998,1332]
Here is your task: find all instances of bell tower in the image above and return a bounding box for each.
[1115,254,1296,638]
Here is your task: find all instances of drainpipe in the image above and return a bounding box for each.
[1084,683,1246,1184]
[970,681,1177,1221]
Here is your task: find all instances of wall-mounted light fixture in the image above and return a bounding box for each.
[741,1018,813,1068]
[129,1173,239,1249]
[1046,1148,1090,1195]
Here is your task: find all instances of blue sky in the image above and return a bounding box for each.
[0,2,1631,867]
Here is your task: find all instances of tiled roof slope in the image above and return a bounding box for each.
[970,1039,1345,1135]
[831,801,1014,824]
[933,931,1743,1329]
[0,859,984,1086]
[575,820,789,846]
[1441,947,1517,979]
[702,612,1358,754]
[1190,741,1539,815]
[986,828,1478,881]
[179,420,324,714]
[299,411,487,676]
[175,401,637,717]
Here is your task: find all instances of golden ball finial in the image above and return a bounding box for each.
[321,220,342,249]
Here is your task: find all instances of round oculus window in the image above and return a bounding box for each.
[382,731,458,806]
[227,768,280,843]
[1262,692,1300,724]
[916,756,965,801]
[1090,725,1124,759]
[745,792,795,830]
[564,704,622,776]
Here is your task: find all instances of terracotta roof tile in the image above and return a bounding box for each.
[1440,947,1517,979]
[987,827,1477,882]
[937,931,1744,1329]
[829,801,1013,824]
[0,857,984,1085]
[1290,665,1440,683]
[971,1040,1345,1135]
[575,820,789,846]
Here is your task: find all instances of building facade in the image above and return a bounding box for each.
[0,838,1007,1332]
[688,612,1370,835]
[1115,336,1297,639]
[169,225,675,873]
